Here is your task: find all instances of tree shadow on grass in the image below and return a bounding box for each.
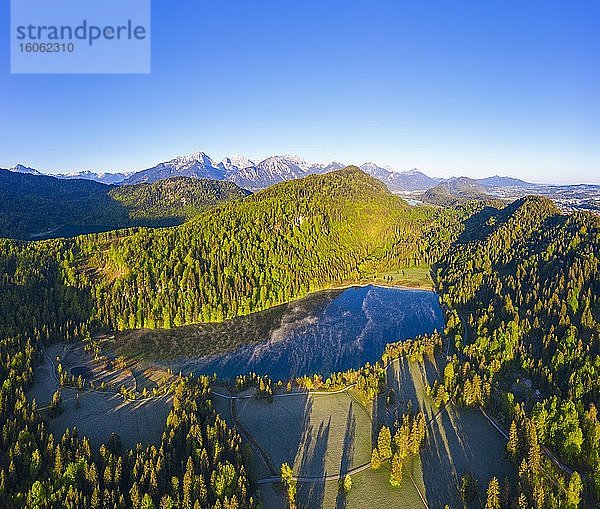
[420,404,517,509]
[335,402,356,509]
[419,404,464,507]
[232,392,312,473]
[383,357,421,426]
[296,416,330,508]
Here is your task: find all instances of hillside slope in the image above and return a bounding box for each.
[0,171,248,238]
[435,196,600,505]
[74,167,443,329]
[109,177,250,225]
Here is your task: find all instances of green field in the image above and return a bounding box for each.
[375,265,433,289]
[236,392,372,478]
[384,356,517,508]
[332,265,433,290]
[317,466,425,509]
[211,351,516,509]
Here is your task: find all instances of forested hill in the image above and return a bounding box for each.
[77,167,446,329]
[0,170,248,239]
[0,170,127,239]
[0,167,447,333]
[435,195,600,505]
[108,177,250,224]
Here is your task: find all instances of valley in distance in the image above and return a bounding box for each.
[0,163,597,509]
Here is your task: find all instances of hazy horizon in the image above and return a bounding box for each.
[2,150,598,186]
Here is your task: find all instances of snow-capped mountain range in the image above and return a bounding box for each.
[7,164,132,185]
[8,164,43,176]
[6,155,600,214]
[6,151,535,193]
[58,170,134,185]
[6,152,439,191]
[117,152,438,192]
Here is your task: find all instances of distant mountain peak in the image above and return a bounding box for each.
[9,164,41,175]
[123,151,225,185]
[476,175,533,187]
[176,151,214,164]
[360,161,381,169]
[57,170,133,184]
[222,154,255,171]
[188,150,209,158]
[357,163,438,192]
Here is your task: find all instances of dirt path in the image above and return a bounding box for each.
[480,405,574,484]
[408,470,430,509]
[255,460,373,485]
[455,314,575,484]
[229,395,279,477]
[211,383,357,401]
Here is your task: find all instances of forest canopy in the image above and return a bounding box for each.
[0,167,597,507]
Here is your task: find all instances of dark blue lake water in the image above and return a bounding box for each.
[185,285,444,381]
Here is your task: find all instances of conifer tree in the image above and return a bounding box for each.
[377,426,392,460]
[484,477,500,509]
[389,453,403,488]
[370,447,381,470]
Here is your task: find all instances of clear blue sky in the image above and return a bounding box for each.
[1,0,598,183]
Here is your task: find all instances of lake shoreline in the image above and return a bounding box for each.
[320,280,433,292]
[126,285,445,382]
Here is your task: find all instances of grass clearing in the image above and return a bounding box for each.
[318,465,425,509]
[215,388,429,508]
[47,389,172,451]
[254,461,426,509]
[383,355,517,508]
[235,392,372,478]
[50,341,138,392]
[375,265,433,289]
[324,265,433,291]
[27,342,173,451]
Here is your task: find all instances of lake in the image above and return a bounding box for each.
[174,285,444,381]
